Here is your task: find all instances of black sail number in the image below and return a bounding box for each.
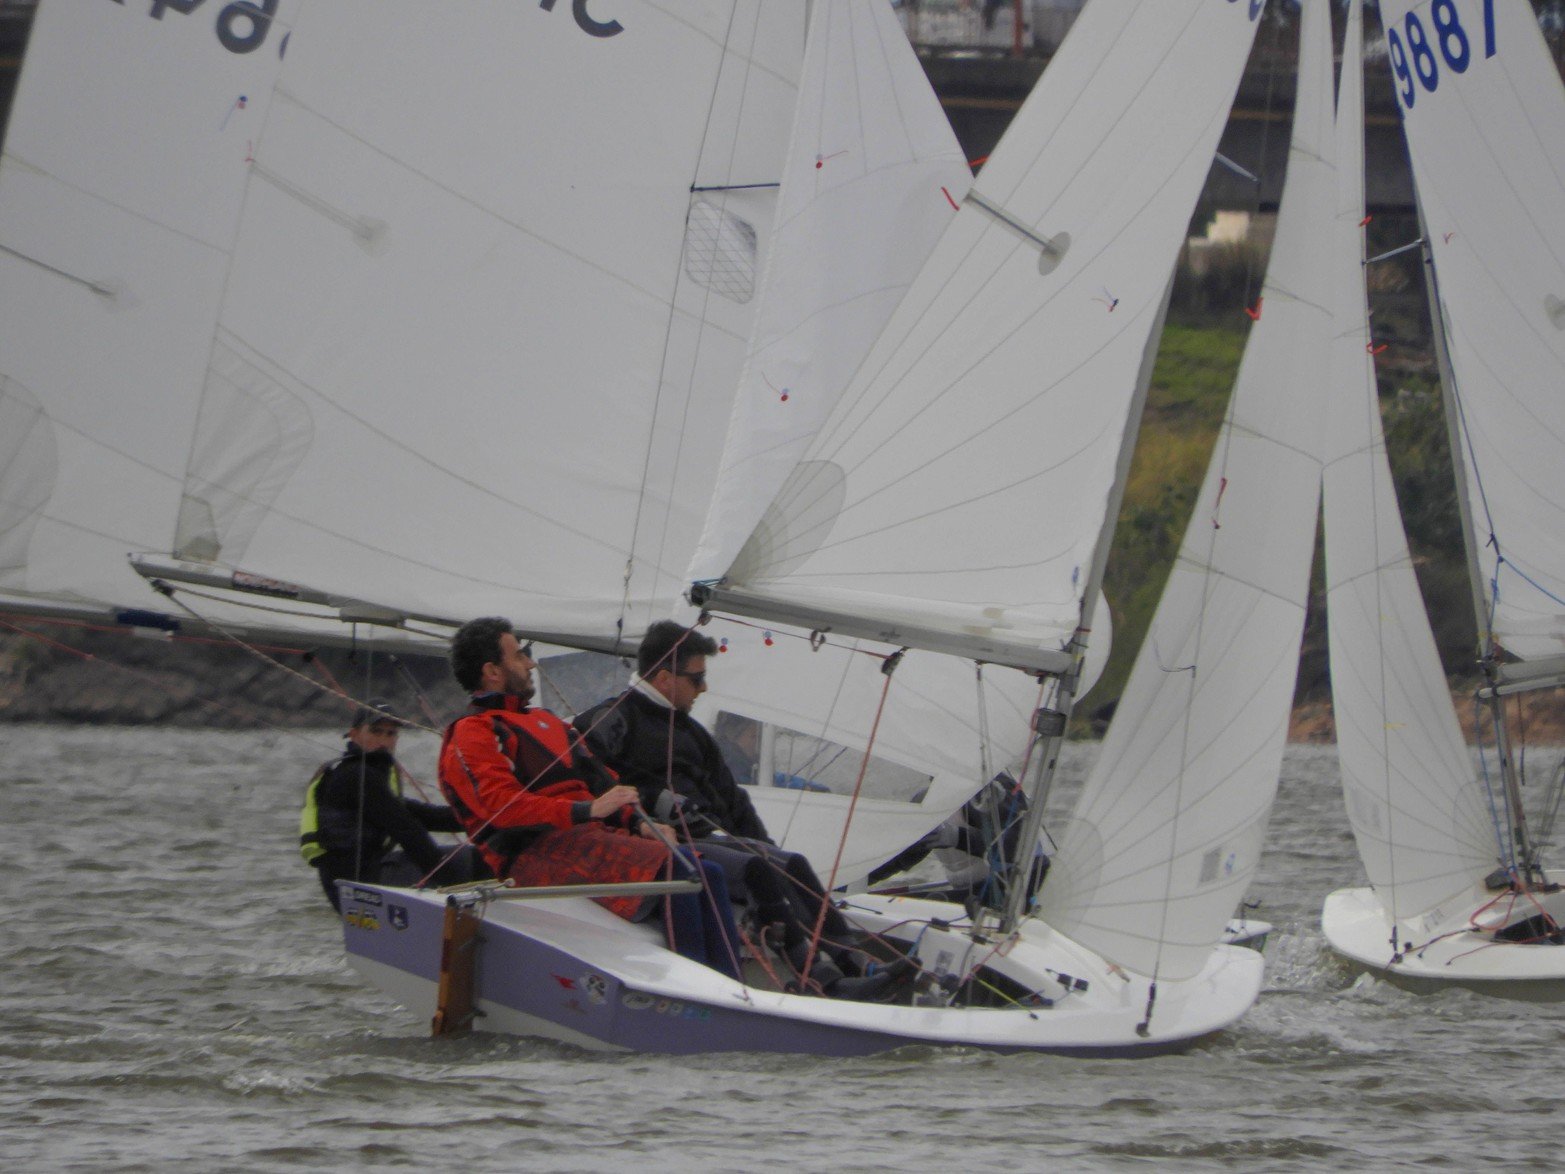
[110,0,280,56]
[216,0,278,54]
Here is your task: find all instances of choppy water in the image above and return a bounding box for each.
[6,725,1565,1171]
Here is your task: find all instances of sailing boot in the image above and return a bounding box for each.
[788,943,897,1001]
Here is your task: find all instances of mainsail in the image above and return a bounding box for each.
[1378,0,1565,682]
[1322,0,1499,932]
[1,1,806,650]
[1035,0,1333,982]
[0,3,292,628]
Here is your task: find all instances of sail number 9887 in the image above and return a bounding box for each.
[1387,0,1497,109]
[111,0,279,55]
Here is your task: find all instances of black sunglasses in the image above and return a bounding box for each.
[675,670,706,687]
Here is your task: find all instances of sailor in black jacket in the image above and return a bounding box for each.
[300,700,482,911]
[574,623,898,999]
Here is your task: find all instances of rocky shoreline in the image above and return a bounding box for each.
[1287,687,1565,745]
[0,624,620,731]
[5,623,1561,743]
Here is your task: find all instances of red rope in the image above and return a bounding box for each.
[800,659,897,985]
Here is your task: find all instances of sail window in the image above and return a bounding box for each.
[175,341,313,565]
[683,200,758,304]
[1545,294,1565,331]
[728,459,846,583]
[0,376,56,582]
[716,710,933,804]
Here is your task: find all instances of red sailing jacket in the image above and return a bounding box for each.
[438,693,632,872]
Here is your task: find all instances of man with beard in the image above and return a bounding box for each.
[574,621,903,999]
[437,616,741,979]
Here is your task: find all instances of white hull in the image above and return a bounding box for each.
[342,884,1264,1056]
[1322,885,1565,1000]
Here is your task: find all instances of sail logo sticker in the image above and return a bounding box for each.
[537,0,624,39]
[388,905,409,931]
[620,991,708,1019]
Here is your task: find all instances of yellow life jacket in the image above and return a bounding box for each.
[299,755,402,864]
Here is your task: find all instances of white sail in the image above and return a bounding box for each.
[676,0,1040,885]
[1322,0,1498,930]
[702,0,1264,674]
[1378,0,1565,677]
[1035,0,1334,982]
[92,1,801,648]
[0,2,291,626]
[689,0,973,585]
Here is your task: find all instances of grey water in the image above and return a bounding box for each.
[5,726,1565,1172]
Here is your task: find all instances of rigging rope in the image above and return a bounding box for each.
[799,649,903,986]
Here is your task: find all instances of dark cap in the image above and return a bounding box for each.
[348,699,405,732]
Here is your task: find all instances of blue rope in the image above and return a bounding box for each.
[1490,547,1565,613]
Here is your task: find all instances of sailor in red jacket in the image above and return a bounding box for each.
[438,617,739,978]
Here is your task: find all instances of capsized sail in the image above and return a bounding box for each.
[701,0,1266,675]
[1378,0,1565,678]
[1322,0,1500,934]
[1035,0,1334,982]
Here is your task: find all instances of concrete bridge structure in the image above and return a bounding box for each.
[0,1,1416,215]
[926,52,1415,214]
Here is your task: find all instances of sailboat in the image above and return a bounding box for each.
[1320,0,1565,995]
[0,0,1310,1053]
[357,0,1310,1055]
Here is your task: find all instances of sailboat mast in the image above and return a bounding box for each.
[997,269,1177,936]
[1414,198,1536,879]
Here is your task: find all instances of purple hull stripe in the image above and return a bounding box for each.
[341,885,1208,1058]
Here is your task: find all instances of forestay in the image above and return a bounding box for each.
[1378,0,1565,676]
[701,0,1265,675]
[1322,0,1498,932]
[1035,0,1332,982]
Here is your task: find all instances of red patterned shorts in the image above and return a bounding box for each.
[507,822,672,921]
